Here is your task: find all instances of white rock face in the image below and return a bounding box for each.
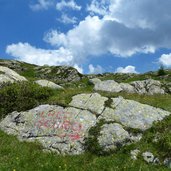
[0,66,27,86]
[35,80,64,89]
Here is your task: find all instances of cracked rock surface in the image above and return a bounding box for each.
[0,93,170,154]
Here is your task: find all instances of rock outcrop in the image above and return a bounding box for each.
[90,78,166,95]
[35,80,64,89]
[0,66,27,87]
[0,93,170,154]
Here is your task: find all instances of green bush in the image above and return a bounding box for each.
[158,65,166,76]
[0,81,54,119]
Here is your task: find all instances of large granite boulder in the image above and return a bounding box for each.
[90,78,166,95]
[99,96,170,130]
[0,93,170,154]
[0,66,27,87]
[35,80,64,90]
[130,79,165,95]
[69,93,108,115]
[0,105,96,155]
[94,80,123,93]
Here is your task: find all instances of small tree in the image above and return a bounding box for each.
[158,65,166,76]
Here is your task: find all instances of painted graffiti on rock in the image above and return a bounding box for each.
[35,110,83,141]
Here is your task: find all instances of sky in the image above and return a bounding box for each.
[1,0,171,74]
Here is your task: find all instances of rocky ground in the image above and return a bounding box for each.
[0,60,171,170]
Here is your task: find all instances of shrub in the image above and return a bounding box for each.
[157,65,166,76]
[0,81,54,119]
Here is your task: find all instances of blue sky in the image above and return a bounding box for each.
[1,0,171,74]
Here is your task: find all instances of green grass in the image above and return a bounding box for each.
[0,130,169,171]
[0,76,171,170]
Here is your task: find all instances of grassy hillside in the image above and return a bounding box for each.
[0,60,171,170]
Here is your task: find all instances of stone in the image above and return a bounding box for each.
[89,78,101,85]
[130,149,140,160]
[98,123,130,151]
[100,96,170,130]
[0,105,96,155]
[91,78,166,95]
[142,152,155,163]
[120,83,135,93]
[0,66,27,87]
[131,79,165,95]
[69,93,108,115]
[164,158,171,168]
[35,80,64,89]
[94,80,123,93]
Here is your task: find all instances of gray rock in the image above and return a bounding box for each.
[99,96,170,130]
[142,152,154,163]
[120,83,135,93]
[35,80,64,89]
[131,79,165,95]
[69,93,108,115]
[0,66,27,87]
[0,105,96,155]
[130,149,140,160]
[89,78,101,85]
[98,123,130,151]
[94,80,123,93]
[164,158,171,168]
[92,78,166,95]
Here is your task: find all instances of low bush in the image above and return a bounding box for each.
[0,81,54,119]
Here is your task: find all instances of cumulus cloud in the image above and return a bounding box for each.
[73,64,83,73]
[159,53,171,67]
[6,42,73,66]
[88,64,104,74]
[57,14,77,24]
[30,0,53,11]
[43,0,171,60]
[56,0,81,11]
[115,66,138,74]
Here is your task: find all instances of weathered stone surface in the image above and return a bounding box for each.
[94,80,123,93]
[0,66,27,87]
[98,123,130,151]
[0,93,170,155]
[131,79,165,95]
[69,93,108,115]
[91,78,166,95]
[0,105,96,155]
[99,96,170,130]
[35,80,64,89]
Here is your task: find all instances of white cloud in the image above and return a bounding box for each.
[6,42,73,66]
[115,66,138,74]
[73,64,83,74]
[56,0,81,11]
[30,0,53,11]
[44,0,171,61]
[57,14,77,24]
[88,64,104,74]
[159,53,171,67]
